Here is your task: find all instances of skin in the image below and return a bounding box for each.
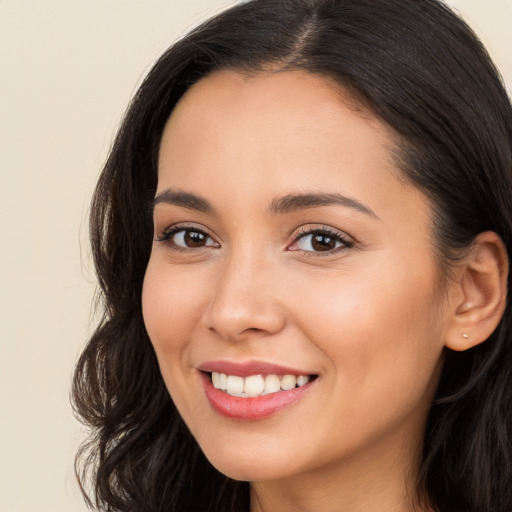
[142,69,462,512]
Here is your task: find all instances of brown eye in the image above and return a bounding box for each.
[161,228,218,249]
[310,233,338,251]
[184,230,208,247]
[291,229,352,254]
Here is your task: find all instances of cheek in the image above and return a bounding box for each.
[290,257,445,391]
[141,259,213,423]
[142,260,205,360]
[288,263,445,456]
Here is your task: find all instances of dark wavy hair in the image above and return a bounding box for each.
[72,0,512,510]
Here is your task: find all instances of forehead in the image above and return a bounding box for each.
[163,69,390,152]
[160,71,395,178]
[157,69,428,225]
[169,68,373,128]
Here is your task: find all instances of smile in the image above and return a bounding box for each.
[199,363,318,420]
[211,372,311,397]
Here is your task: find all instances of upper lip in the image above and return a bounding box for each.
[198,360,315,377]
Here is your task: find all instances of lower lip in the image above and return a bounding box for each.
[201,372,315,420]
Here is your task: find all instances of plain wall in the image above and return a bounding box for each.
[0,1,510,511]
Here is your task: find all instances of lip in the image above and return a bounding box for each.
[198,361,317,421]
[198,360,312,377]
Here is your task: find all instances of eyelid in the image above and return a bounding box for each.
[155,222,220,248]
[154,222,354,255]
[287,224,354,254]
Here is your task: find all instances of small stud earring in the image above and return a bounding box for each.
[462,333,469,339]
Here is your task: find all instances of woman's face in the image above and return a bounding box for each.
[142,70,452,483]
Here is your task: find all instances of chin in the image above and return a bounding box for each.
[201,443,302,482]
[210,461,291,483]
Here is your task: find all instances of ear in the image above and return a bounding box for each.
[445,231,509,351]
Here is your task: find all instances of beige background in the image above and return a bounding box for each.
[0,1,510,511]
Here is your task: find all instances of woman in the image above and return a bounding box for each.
[72,0,512,511]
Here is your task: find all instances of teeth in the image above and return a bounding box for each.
[219,373,227,390]
[297,375,310,387]
[280,374,296,390]
[212,372,221,389]
[211,372,312,397]
[244,375,265,395]
[264,374,281,395]
[226,375,244,395]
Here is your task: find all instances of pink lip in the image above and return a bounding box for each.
[198,361,317,421]
[198,360,312,377]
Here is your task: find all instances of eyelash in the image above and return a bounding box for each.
[156,224,354,256]
[155,224,217,252]
[288,226,354,256]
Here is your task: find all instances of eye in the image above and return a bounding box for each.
[157,226,219,249]
[289,227,353,254]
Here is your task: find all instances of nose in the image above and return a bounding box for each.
[201,251,286,342]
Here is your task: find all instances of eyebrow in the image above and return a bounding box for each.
[152,189,214,213]
[268,192,378,218]
[151,188,378,219]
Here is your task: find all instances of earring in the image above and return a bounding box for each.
[462,333,469,339]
